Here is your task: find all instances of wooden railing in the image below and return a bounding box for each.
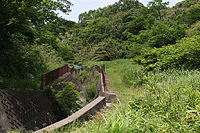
[41,64,105,89]
[42,64,75,88]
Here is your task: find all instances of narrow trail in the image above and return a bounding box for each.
[67,59,144,132]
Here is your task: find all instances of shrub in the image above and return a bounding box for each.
[94,38,126,61]
[55,82,81,116]
[133,35,200,71]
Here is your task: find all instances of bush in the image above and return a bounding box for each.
[94,38,126,61]
[55,82,81,116]
[133,35,200,71]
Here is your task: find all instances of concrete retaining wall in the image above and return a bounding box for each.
[0,90,57,132]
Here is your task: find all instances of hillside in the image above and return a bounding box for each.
[0,0,200,132]
[62,0,200,65]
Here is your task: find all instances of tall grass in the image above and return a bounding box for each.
[73,68,200,132]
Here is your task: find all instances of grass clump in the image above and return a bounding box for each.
[131,69,200,132]
[122,65,145,87]
[86,74,99,102]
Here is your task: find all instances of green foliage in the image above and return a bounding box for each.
[122,66,145,87]
[0,40,47,78]
[0,0,71,41]
[186,21,200,36]
[78,0,143,25]
[8,129,31,133]
[78,17,110,44]
[55,82,81,116]
[70,66,200,133]
[0,0,74,91]
[76,70,92,84]
[129,69,200,132]
[75,68,99,102]
[185,6,200,25]
[86,74,99,102]
[134,21,186,48]
[147,0,169,20]
[58,46,74,62]
[94,38,126,61]
[70,0,146,63]
[70,0,199,64]
[175,0,200,8]
[126,7,155,35]
[123,21,186,58]
[0,76,41,90]
[133,35,200,71]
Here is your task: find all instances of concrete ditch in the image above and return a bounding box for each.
[34,69,117,133]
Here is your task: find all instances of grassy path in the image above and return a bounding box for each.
[59,59,144,132]
[88,59,142,102]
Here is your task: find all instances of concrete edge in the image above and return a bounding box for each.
[102,92,117,103]
[34,96,106,133]
[100,73,117,103]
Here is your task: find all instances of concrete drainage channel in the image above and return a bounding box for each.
[35,68,117,133]
[0,64,116,132]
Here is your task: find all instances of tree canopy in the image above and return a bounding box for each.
[0,0,72,44]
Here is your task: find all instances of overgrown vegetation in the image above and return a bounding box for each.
[86,74,99,102]
[62,0,200,65]
[45,81,81,120]
[1,0,200,132]
[76,68,99,102]
[0,0,74,90]
[1,0,200,89]
[133,35,200,71]
[55,82,81,115]
[63,59,200,132]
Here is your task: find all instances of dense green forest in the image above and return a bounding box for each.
[71,0,200,66]
[0,0,75,89]
[0,0,199,90]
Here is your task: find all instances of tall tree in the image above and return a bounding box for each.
[0,0,72,77]
[148,0,169,20]
[0,0,72,45]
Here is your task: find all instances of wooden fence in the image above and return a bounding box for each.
[42,64,106,90]
[42,64,75,88]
